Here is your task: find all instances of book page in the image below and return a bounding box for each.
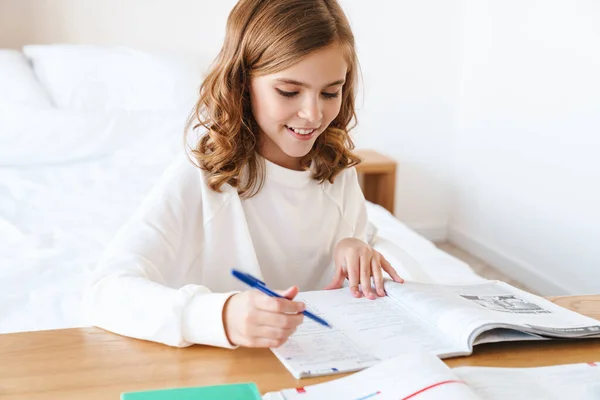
[271,318,379,379]
[271,289,460,378]
[384,281,600,349]
[383,281,497,350]
[454,362,600,400]
[471,328,544,346]
[264,352,479,400]
[441,281,600,338]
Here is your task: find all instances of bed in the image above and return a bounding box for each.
[0,45,483,335]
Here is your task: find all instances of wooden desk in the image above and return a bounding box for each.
[1,296,599,399]
[354,149,397,214]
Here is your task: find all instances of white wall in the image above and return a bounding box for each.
[342,1,460,240]
[451,0,600,295]
[0,0,460,240]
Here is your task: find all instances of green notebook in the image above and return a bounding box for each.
[121,382,261,400]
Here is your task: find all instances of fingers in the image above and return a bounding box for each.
[240,311,304,348]
[276,286,299,300]
[226,290,307,349]
[240,337,284,348]
[360,253,375,299]
[252,325,298,347]
[381,256,404,283]
[237,331,294,348]
[254,291,305,314]
[371,257,385,297]
[253,310,304,330]
[324,267,346,290]
[347,254,361,298]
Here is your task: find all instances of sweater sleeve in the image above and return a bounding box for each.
[83,155,236,348]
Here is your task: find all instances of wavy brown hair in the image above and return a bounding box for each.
[186,0,361,197]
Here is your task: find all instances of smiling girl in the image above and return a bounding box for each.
[85,0,403,349]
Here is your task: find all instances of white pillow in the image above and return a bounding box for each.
[0,106,188,165]
[0,50,53,108]
[23,45,198,111]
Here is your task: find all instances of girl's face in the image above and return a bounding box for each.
[250,44,348,170]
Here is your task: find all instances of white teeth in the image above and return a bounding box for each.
[287,126,315,135]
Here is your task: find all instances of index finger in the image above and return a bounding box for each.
[254,293,306,314]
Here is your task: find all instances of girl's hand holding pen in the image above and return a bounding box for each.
[223,286,305,348]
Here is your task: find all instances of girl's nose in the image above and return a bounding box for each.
[298,97,323,123]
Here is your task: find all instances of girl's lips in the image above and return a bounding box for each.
[286,125,317,140]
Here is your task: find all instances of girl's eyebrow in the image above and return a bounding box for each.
[275,78,345,88]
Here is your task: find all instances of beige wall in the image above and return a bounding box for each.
[0,0,238,70]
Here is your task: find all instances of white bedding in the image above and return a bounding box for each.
[0,113,185,334]
[0,45,482,335]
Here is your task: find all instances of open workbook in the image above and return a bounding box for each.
[263,351,600,400]
[271,280,600,378]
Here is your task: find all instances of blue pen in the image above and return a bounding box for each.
[231,268,332,328]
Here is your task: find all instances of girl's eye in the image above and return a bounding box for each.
[321,91,340,99]
[276,89,298,98]
[276,89,341,99]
